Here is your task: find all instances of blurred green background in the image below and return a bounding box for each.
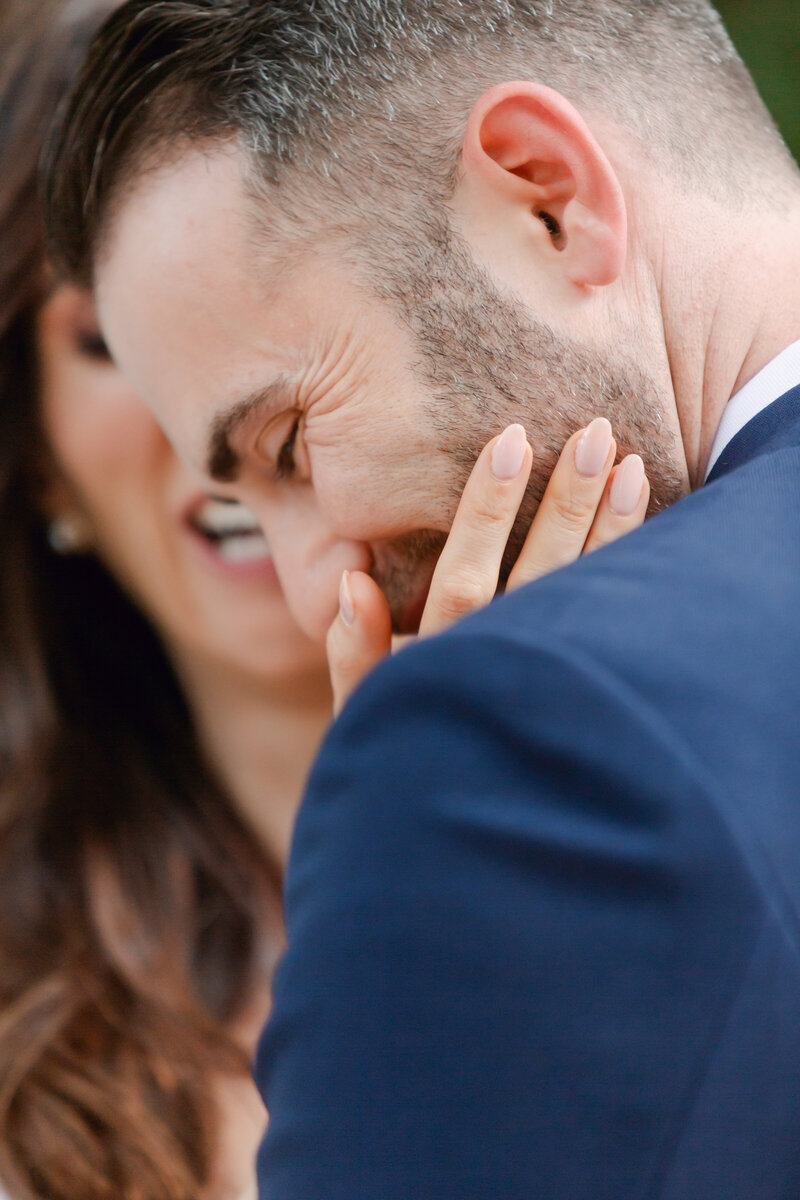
[715,0,799,160]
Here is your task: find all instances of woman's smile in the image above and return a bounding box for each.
[184,495,278,577]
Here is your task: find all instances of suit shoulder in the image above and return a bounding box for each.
[316,617,721,863]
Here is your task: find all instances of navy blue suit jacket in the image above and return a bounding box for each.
[256,386,800,1199]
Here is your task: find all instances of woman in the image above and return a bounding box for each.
[0,2,648,1197]
[0,3,331,1197]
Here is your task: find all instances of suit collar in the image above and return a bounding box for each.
[705,383,800,485]
[704,340,800,479]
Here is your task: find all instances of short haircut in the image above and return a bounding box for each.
[45,0,796,285]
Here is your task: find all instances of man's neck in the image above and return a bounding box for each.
[656,191,800,490]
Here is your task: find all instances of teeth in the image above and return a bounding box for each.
[193,498,263,538]
[214,531,271,563]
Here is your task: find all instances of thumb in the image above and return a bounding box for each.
[327,570,392,716]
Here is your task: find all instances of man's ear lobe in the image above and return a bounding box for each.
[460,82,627,288]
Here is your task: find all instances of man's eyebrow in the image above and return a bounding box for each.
[205,378,294,483]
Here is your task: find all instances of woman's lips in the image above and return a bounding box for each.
[183,495,278,579]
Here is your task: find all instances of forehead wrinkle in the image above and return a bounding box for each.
[206,376,294,482]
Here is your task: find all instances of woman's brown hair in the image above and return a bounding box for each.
[0,2,280,1196]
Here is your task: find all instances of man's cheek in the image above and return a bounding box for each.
[312,451,385,533]
[316,475,426,541]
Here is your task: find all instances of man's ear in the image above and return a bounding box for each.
[458,82,627,288]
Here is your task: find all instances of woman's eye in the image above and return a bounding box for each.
[76,330,112,362]
[274,419,300,480]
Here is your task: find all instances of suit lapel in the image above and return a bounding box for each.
[706,384,800,485]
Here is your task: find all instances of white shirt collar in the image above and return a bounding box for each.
[704,339,800,481]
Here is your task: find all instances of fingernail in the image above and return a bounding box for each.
[491,424,528,480]
[609,455,645,515]
[339,570,355,627]
[575,417,613,477]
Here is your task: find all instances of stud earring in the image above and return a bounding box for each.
[47,512,93,555]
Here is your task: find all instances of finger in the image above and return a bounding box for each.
[419,423,532,637]
[507,417,616,591]
[327,570,392,716]
[583,454,650,554]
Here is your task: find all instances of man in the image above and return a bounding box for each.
[46,2,800,1196]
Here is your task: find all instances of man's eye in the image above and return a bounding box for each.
[274,419,300,480]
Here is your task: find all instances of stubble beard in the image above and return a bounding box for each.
[368,208,686,627]
[371,529,448,635]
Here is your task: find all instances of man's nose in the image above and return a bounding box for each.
[249,496,372,642]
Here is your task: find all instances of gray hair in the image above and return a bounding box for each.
[45,0,795,284]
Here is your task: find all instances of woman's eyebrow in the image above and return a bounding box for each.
[205,377,294,483]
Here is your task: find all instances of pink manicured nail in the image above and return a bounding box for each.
[609,455,645,515]
[339,570,355,627]
[491,424,528,480]
[575,417,613,477]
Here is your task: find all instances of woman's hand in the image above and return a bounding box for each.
[328,418,649,715]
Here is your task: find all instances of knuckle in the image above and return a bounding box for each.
[549,494,595,535]
[434,574,494,620]
[463,497,513,532]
